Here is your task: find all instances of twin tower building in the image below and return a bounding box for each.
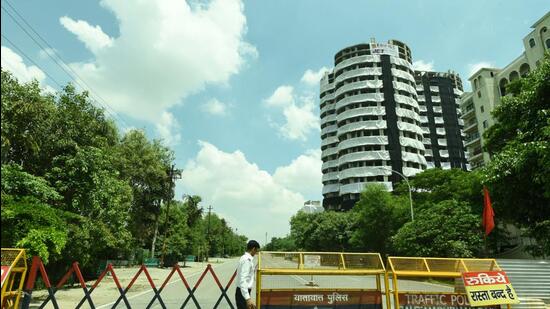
[320,39,467,210]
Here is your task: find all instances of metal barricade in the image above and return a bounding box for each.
[257,251,390,308]
[1,248,27,309]
[387,257,509,309]
[21,256,237,309]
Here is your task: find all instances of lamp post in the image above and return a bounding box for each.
[378,166,414,222]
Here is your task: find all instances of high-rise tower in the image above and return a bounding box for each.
[320,39,466,210]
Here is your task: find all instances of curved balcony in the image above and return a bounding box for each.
[321,147,338,159]
[322,183,340,194]
[429,86,439,93]
[320,102,335,116]
[441,162,451,170]
[337,120,387,137]
[440,149,449,158]
[434,117,444,124]
[419,105,427,112]
[322,171,339,182]
[421,127,430,134]
[437,138,448,146]
[334,80,383,98]
[390,57,413,70]
[338,150,390,166]
[419,116,428,123]
[337,106,385,122]
[391,68,415,82]
[402,151,428,166]
[320,81,335,93]
[433,106,443,113]
[396,107,420,122]
[393,81,417,95]
[321,136,339,147]
[322,159,339,171]
[403,167,424,177]
[339,167,390,180]
[431,96,441,103]
[394,94,419,109]
[321,124,337,136]
[436,127,446,135]
[334,54,381,73]
[397,121,423,135]
[336,93,384,111]
[338,136,388,152]
[334,67,383,85]
[320,92,335,106]
[320,114,337,126]
[399,136,425,150]
[340,181,392,194]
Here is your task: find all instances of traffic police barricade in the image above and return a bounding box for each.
[256,251,390,308]
[1,248,28,309]
[386,257,510,309]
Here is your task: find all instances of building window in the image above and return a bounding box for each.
[483,120,488,129]
[546,39,550,49]
[490,72,494,77]
[519,63,530,77]
[509,71,520,81]
[499,78,508,96]
[477,91,481,98]
[474,78,478,90]
[529,38,536,48]
[480,105,484,113]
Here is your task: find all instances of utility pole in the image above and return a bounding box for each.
[206,205,213,262]
[160,164,182,267]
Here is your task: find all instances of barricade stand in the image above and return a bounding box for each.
[22,256,95,309]
[257,252,390,309]
[20,257,238,309]
[1,248,27,309]
[387,257,510,309]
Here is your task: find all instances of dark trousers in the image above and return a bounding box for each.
[235,288,252,309]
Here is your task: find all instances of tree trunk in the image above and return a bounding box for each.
[151,213,160,258]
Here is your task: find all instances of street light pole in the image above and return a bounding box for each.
[378,166,414,222]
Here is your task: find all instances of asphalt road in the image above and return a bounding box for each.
[91,257,454,309]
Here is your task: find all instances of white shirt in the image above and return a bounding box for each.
[236,252,255,300]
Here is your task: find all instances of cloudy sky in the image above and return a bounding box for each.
[1,0,548,242]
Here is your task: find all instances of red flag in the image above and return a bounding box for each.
[482,186,495,236]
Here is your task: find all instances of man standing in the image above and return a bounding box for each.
[235,240,260,309]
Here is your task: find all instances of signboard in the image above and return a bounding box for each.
[1,265,11,287]
[398,293,500,309]
[303,255,321,268]
[261,290,382,309]
[369,43,399,57]
[462,271,520,306]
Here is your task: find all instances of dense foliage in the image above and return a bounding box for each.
[483,55,550,257]
[1,70,245,276]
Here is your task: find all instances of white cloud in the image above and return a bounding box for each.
[412,60,434,72]
[273,149,322,199]
[155,111,181,146]
[179,141,308,241]
[60,16,113,53]
[300,67,329,86]
[468,61,495,77]
[60,0,256,140]
[201,98,229,116]
[1,46,55,94]
[264,85,294,107]
[1,46,46,83]
[264,86,319,141]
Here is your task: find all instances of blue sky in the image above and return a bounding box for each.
[2,0,548,242]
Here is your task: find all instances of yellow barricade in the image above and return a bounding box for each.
[387,257,509,309]
[1,248,27,309]
[256,251,390,308]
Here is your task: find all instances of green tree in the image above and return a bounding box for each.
[483,56,550,257]
[392,200,483,257]
[352,184,408,255]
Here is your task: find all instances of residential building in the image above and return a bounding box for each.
[461,12,550,168]
[299,200,323,214]
[320,39,466,210]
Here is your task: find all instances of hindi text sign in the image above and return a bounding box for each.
[462,271,520,307]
